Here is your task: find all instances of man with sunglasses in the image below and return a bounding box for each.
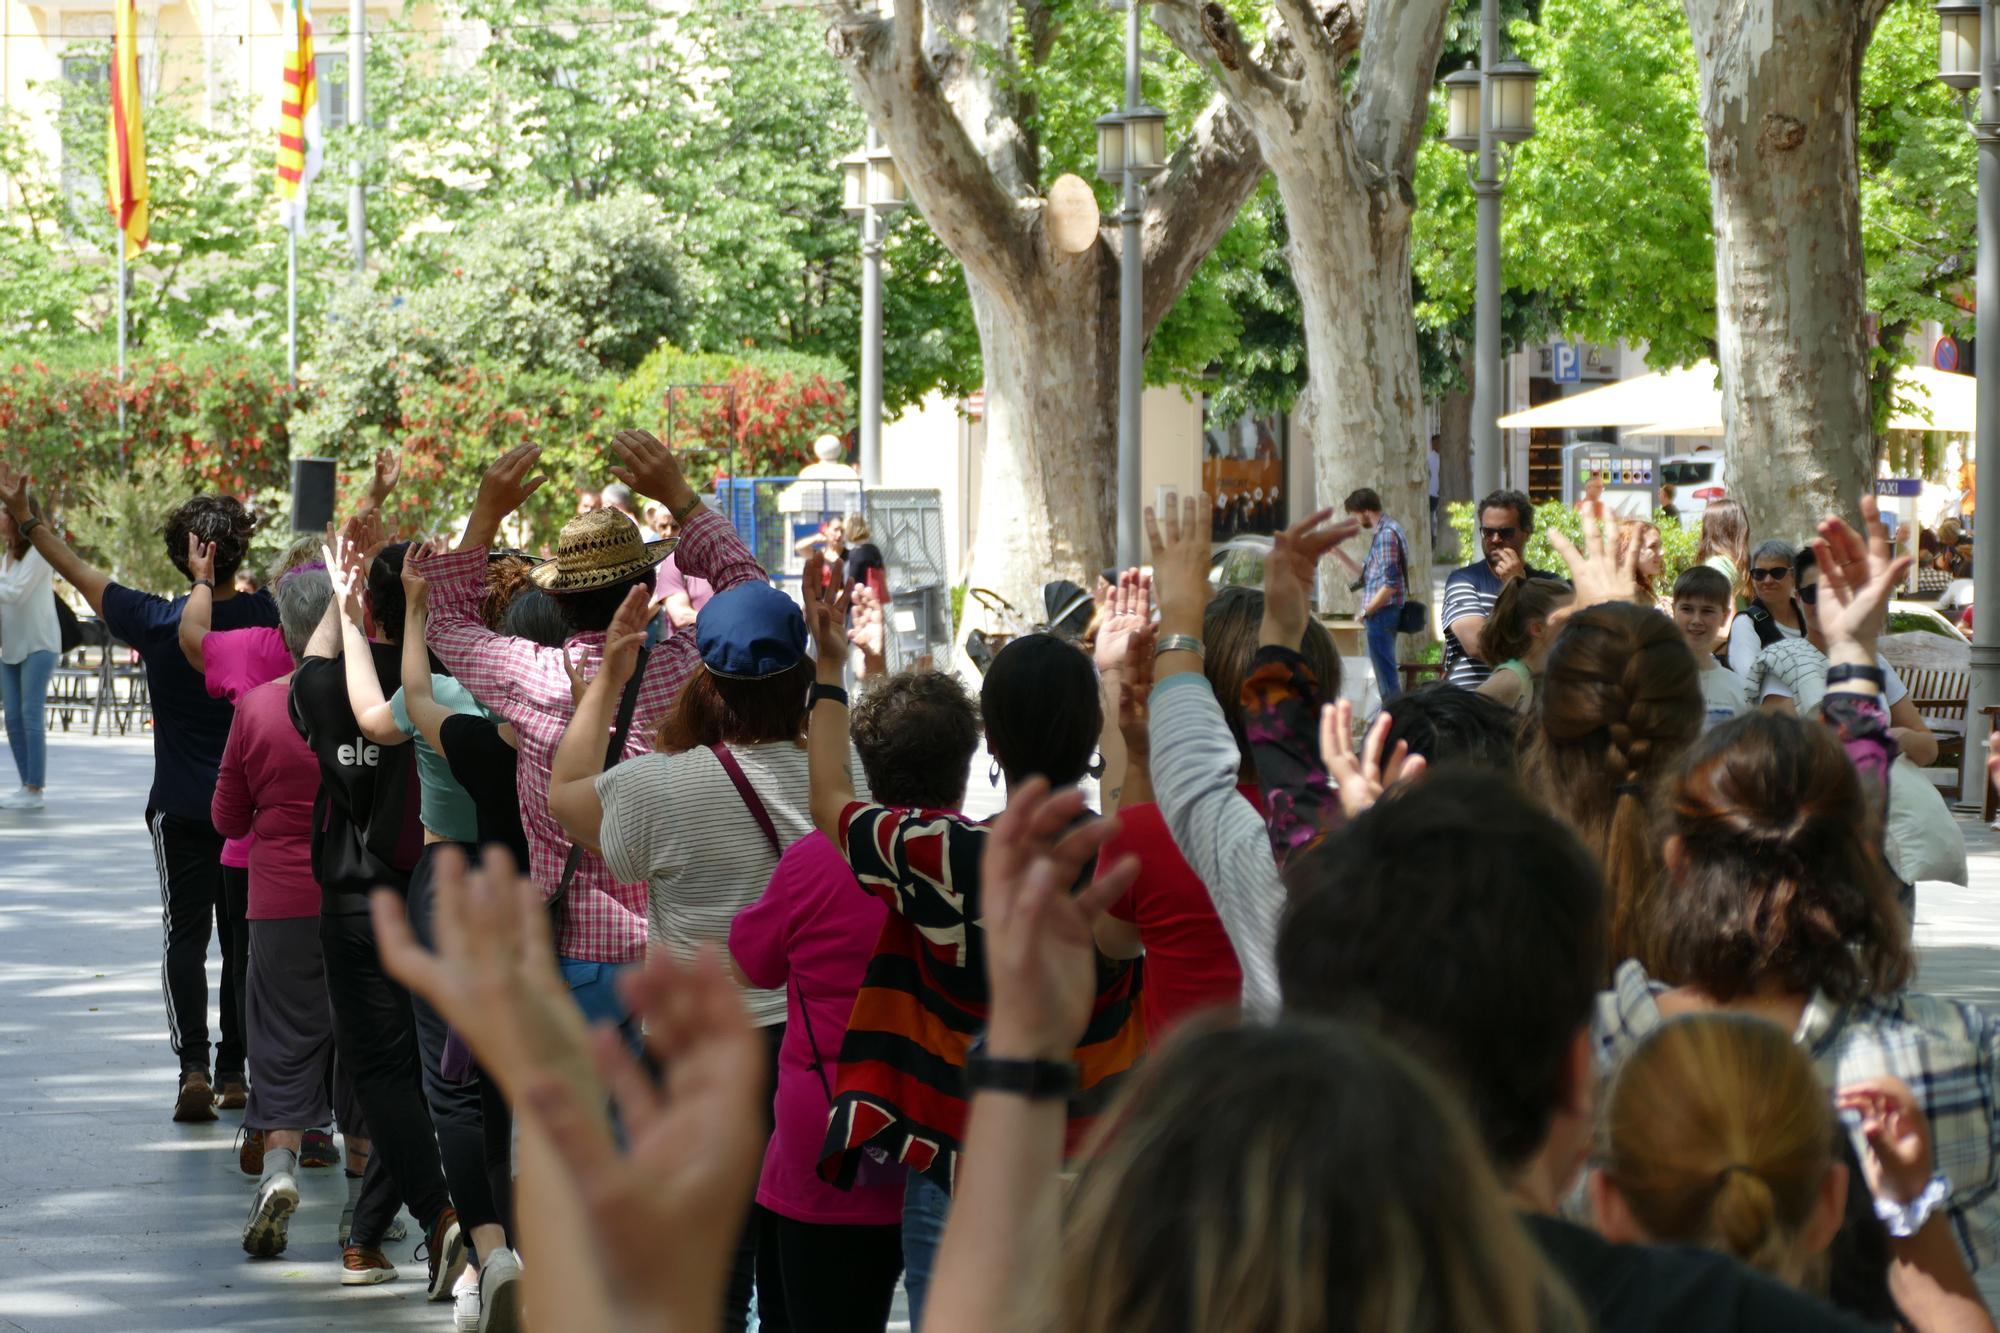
[1441,490,1559,687]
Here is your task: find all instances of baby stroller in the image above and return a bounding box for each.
[963,580,1097,675]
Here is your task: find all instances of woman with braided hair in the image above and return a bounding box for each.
[1520,516,1704,965]
[1593,499,2000,1328]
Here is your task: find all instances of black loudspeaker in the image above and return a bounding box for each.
[290,457,338,533]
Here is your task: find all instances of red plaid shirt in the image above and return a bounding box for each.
[423,506,765,962]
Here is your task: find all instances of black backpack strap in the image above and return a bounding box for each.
[550,645,651,916]
[1743,601,1782,648]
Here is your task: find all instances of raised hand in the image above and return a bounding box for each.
[1143,491,1215,634]
[1118,622,1158,761]
[400,539,433,614]
[0,463,32,520]
[321,529,368,625]
[1319,698,1427,820]
[1835,1077,1937,1207]
[609,429,693,510]
[1263,508,1360,647]
[467,444,549,547]
[1093,568,1155,675]
[186,534,217,585]
[598,584,653,691]
[1544,512,1633,610]
[521,949,765,1332]
[368,446,403,505]
[850,583,887,667]
[1812,495,1912,662]
[801,553,852,673]
[979,779,1140,1060]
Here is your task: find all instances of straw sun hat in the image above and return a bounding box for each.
[526,509,677,593]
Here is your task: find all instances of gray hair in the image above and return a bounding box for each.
[1749,538,1797,569]
[266,532,325,588]
[277,569,333,663]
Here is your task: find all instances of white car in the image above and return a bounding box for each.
[1660,452,1729,521]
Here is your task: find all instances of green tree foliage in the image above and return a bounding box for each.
[291,192,686,455]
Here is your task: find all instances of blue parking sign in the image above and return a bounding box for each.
[1552,342,1580,384]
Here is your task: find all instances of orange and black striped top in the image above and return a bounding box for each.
[816,802,1146,1195]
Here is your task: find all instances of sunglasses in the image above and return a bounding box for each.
[1797,583,1819,605]
[1748,567,1792,582]
[1480,526,1519,541]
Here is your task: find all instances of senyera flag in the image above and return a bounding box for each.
[105,0,148,249]
[276,0,322,231]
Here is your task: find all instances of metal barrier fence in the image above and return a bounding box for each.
[709,478,953,670]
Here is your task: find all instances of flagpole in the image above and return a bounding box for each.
[116,227,127,435]
[286,218,299,389]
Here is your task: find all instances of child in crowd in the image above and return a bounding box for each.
[1474,576,1575,714]
[1670,565,1749,729]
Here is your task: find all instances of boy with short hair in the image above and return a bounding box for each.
[1671,565,1747,729]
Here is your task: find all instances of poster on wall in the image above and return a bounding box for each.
[1202,404,1288,538]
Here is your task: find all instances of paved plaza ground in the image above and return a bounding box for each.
[3,730,1999,1329]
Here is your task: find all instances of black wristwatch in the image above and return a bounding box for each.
[17,515,43,539]
[192,578,215,591]
[808,682,849,709]
[963,1035,1078,1101]
[1826,662,1887,690]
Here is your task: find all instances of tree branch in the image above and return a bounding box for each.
[1153,1,1303,145]
[1349,0,1449,177]
[1270,0,1360,114]
[1140,93,1264,334]
[825,0,1036,292]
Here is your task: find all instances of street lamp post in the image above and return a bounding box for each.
[842,133,906,486]
[1442,0,1537,499]
[1937,0,2000,803]
[1099,1,1168,569]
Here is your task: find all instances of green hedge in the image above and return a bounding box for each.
[1445,499,1701,592]
[0,345,301,508]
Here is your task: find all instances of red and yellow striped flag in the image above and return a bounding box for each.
[105,0,148,249]
[276,0,322,229]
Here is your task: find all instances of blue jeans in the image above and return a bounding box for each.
[0,650,55,789]
[902,1169,952,1331]
[1365,607,1402,704]
[557,958,639,1046]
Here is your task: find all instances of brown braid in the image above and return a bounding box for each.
[1521,602,1704,967]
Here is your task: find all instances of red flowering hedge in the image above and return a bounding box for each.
[612,346,851,486]
[0,347,301,507]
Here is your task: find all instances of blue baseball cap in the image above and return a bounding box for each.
[696,582,808,680]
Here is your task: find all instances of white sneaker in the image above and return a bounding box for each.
[242,1172,299,1257]
[453,1266,481,1333]
[0,788,43,811]
[478,1249,523,1333]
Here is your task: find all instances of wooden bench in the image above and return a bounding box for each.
[1398,661,1445,693]
[1904,664,1968,800]
[1904,667,1969,802]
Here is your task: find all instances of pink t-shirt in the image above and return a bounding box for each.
[729,830,904,1225]
[654,554,713,635]
[203,627,294,867]
[209,680,321,919]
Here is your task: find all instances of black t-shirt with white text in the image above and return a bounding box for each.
[289,645,421,906]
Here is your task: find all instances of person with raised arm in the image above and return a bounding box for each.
[371,848,767,1333]
[0,463,276,1121]
[422,433,764,1034]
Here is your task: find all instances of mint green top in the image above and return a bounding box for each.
[389,674,496,844]
[1495,658,1535,709]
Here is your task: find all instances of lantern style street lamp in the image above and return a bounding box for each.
[840,132,907,486]
[1935,0,2000,801]
[1440,5,1538,501]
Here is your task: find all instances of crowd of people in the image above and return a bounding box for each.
[3,430,2000,1333]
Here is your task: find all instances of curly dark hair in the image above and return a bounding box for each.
[164,495,258,583]
[1644,711,1910,1006]
[850,670,981,810]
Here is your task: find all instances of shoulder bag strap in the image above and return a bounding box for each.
[709,743,840,1102]
[708,742,781,855]
[551,645,651,913]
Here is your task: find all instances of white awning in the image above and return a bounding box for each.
[1500,359,1976,436]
